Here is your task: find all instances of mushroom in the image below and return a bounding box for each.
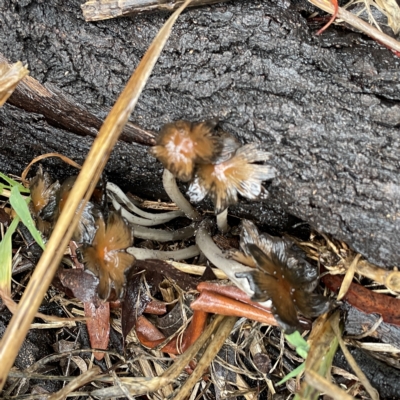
[127,244,199,261]
[188,143,276,232]
[196,219,329,333]
[150,119,225,182]
[233,220,330,333]
[82,211,135,301]
[29,165,60,235]
[107,181,185,225]
[149,119,238,221]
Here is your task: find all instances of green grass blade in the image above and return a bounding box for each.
[10,186,45,250]
[277,362,305,386]
[0,172,29,194]
[0,216,20,294]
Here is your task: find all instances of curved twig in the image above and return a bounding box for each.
[110,197,183,226]
[131,223,197,242]
[127,245,200,260]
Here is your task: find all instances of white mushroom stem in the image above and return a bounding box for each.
[111,197,183,226]
[127,245,200,261]
[131,224,196,242]
[195,224,272,309]
[163,169,201,221]
[216,208,229,233]
[107,182,184,223]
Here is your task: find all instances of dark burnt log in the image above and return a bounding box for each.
[0,53,155,146]
[343,304,400,350]
[0,0,399,268]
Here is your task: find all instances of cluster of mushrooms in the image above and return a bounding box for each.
[29,120,329,333]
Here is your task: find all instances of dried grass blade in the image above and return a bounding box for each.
[296,312,339,400]
[21,153,82,185]
[0,0,192,388]
[172,316,237,400]
[304,369,355,400]
[309,0,400,52]
[0,61,29,106]
[0,289,84,323]
[337,253,361,301]
[47,366,102,400]
[330,313,379,400]
[375,0,400,34]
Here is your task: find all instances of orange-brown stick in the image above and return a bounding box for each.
[191,290,279,326]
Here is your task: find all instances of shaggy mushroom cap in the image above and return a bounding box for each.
[235,221,330,333]
[83,211,135,301]
[53,176,100,244]
[187,143,276,214]
[29,166,60,235]
[150,120,227,182]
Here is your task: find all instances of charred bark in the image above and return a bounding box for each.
[0,0,399,267]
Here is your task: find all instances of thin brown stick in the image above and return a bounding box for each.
[0,0,192,389]
[48,366,102,400]
[0,52,155,146]
[21,152,82,185]
[81,0,228,21]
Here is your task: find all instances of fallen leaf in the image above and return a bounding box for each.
[84,301,110,361]
[121,270,150,340]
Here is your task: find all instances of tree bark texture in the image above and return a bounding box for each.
[0,0,399,267]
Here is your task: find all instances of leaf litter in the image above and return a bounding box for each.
[4,156,400,399]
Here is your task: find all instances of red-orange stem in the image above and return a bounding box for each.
[191,290,278,326]
[316,0,339,35]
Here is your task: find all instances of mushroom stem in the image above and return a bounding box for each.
[107,182,184,221]
[127,245,200,261]
[110,197,183,226]
[195,223,270,310]
[163,169,201,221]
[216,208,229,233]
[131,223,196,242]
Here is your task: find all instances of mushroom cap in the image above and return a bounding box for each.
[83,211,135,301]
[150,120,231,182]
[188,143,276,214]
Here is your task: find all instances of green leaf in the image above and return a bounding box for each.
[277,362,305,386]
[10,186,45,250]
[0,172,29,194]
[285,330,310,359]
[0,216,20,294]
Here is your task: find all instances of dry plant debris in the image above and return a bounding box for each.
[2,152,398,398]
